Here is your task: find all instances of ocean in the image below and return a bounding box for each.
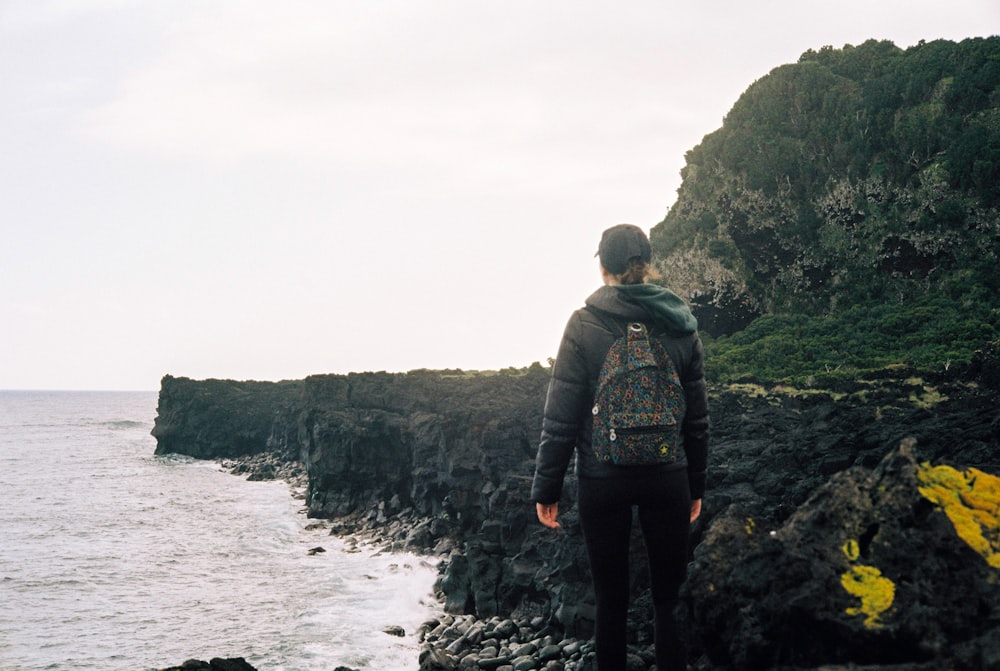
[0,391,441,671]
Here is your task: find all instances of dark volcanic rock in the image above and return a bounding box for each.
[684,439,1000,670]
[152,375,302,459]
[296,370,548,522]
[700,372,1000,531]
[151,363,1000,670]
[158,658,258,671]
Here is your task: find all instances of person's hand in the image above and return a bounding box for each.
[690,498,702,523]
[536,502,560,529]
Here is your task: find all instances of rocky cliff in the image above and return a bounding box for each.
[649,38,1000,332]
[152,376,304,460]
[151,358,1000,670]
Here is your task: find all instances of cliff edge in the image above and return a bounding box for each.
[151,363,1000,670]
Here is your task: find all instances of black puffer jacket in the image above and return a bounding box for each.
[530,284,709,505]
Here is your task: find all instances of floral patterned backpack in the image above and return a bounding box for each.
[590,320,685,465]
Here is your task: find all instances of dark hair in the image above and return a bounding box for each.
[618,258,661,285]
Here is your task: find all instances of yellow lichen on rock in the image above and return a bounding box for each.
[726,383,769,398]
[840,539,895,628]
[917,462,1000,569]
[841,564,895,628]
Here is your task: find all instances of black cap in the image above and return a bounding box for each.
[596,224,652,275]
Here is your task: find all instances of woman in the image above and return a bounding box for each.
[531,224,709,671]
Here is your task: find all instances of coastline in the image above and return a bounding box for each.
[151,364,1000,671]
[213,453,607,671]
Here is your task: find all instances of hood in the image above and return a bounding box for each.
[585,284,698,335]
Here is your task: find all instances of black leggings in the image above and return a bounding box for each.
[578,469,691,671]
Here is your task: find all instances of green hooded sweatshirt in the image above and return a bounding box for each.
[610,283,698,335]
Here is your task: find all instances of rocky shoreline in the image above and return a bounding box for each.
[171,456,639,671]
[151,351,1000,671]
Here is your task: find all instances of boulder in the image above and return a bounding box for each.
[682,439,1000,670]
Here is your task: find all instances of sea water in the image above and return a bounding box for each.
[0,391,441,671]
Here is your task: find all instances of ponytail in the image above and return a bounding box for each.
[618,258,661,285]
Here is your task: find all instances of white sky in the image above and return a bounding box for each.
[2,1,997,391]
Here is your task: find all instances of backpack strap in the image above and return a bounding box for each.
[584,306,628,339]
[585,306,658,340]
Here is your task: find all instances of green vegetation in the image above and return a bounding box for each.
[703,295,1000,386]
[649,37,1000,385]
[412,361,552,379]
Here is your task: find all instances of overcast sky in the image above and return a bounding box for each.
[2,1,997,391]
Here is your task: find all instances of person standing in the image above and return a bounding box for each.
[531,224,709,671]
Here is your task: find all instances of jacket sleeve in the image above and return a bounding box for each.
[531,313,592,504]
[681,333,710,500]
